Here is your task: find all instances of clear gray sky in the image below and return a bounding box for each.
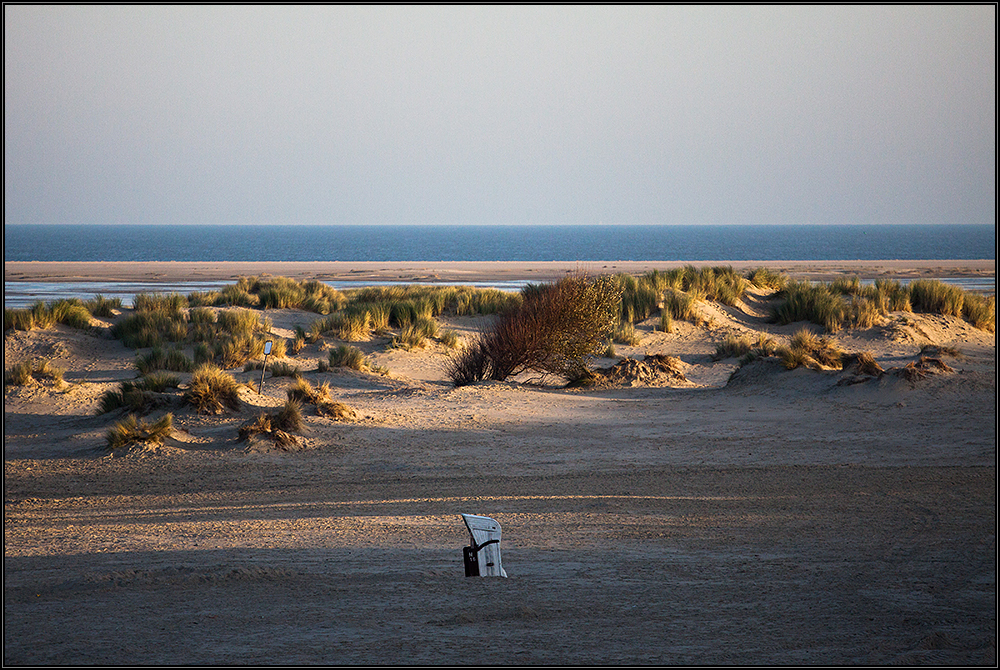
[4,5,995,226]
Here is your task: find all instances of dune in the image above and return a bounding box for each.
[3,265,996,665]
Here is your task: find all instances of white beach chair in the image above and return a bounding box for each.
[460,513,507,577]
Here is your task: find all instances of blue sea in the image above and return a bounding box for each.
[3,224,995,263]
[4,224,995,308]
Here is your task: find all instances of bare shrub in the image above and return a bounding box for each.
[447,274,621,385]
[445,339,492,387]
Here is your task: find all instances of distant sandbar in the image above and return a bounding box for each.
[4,259,995,285]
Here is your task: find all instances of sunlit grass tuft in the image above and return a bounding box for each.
[106,413,173,450]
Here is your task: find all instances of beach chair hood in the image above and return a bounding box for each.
[461,513,507,577]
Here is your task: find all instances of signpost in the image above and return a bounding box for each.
[258,340,273,394]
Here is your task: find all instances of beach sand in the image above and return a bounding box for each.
[5,258,997,284]
[4,261,996,665]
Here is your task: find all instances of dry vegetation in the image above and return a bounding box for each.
[6,268,992,453]
[4,265,995,666]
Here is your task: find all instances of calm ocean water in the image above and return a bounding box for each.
[3,224,995,263]
[4,224,994,308]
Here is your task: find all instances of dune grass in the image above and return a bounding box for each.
[97,373,180,415]
[713,333,754,361]
[133,292,187,314]
[771,281,849,333]
[238,400,303,448]
[390,316,439,350]
[746,267,788,290]
[266,361,302,378]
[109,301,282,369]
[714,331,779,363]
[844,351,884,377]
[105,413,173,450]
[284,378,358,420]
[135,347,195,374]
[112,311,185,349]
[961,293,995,332]
[770,275,995,332]
[5,299,92,332]
[3,361,33,386]
[83,293,122,318]
[908,279,965,318]
[775,327,845,370]
[656,309,673,333]
[183,364,241,414]
[317,311,372,342]
[327,345,370,371]
[4,360,65,387]
[661,288,705,326]
[612,319,641,346]
[440,330,461,349]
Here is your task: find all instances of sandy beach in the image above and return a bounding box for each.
[5,258,996,285]
[4,261,996,665]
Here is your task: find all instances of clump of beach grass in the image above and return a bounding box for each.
[183,364,241,414]
[135,347,195,374]
[908,279,965,318]
[391,316,439,350]
[746,267,788,290]
[84,294,123,318]
[238,400,303,449]
[327,345,370,371]
[133,292,187,314]
[106,413,173,451]
[4,299,93,332]
[843,351,884,377]
[873,279,912,312]
[263,361,302,378]
[713,333,754,361]
[771,280,849,333]
[661,288,706,326]
[612,319,641,346]
[961,293,995,332]
[292,327,307,354]
[97,374,180,415]
[4,361,33,386]
[318,310,372,342]
[440,330,461,349]
[735,333,780,366]
[656,310,673,333]
[776,327,845,370]
[285,378,358,420]
[217,334,268,369]
[4,360,65,387]
[111,310,186,349]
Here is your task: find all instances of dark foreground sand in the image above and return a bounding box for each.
[3,260,996,665]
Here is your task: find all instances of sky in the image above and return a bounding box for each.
[4,5,996,226]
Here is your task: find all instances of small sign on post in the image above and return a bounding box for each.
[258,340,273,394]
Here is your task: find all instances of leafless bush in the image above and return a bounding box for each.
[447,274,621,385]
